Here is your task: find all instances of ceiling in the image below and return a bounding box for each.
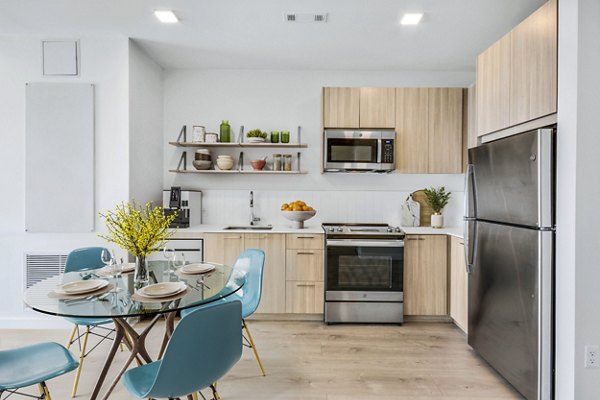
[0,0,546,70]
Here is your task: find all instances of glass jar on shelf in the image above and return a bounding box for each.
[270,131,280,143]
[273,154,282,171]
[281,130,290,143]
[283,154,292,171]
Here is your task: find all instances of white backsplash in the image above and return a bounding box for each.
[200,189,465,228]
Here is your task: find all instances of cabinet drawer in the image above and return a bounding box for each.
[286,250,324,281]
[285,281,324,314]
[286,234,324,250]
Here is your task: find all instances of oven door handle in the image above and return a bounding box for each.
[326,239,404,248]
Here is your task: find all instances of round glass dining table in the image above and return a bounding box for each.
[24,260,245,400]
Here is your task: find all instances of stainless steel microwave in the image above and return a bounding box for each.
[323,129,395,172]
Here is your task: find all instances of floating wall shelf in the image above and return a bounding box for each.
[169,142,307,148]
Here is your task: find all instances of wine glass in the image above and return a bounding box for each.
[101,248,114,269]
[110,260,124,292]
[174,253,186,271]
[163,247,176,274]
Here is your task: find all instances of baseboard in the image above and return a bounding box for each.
[404,315,453,323]
[248,313,324,322]
[0,317,71,330]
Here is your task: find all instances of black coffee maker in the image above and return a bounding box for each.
[162,187,202,228]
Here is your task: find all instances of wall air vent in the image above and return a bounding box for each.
[284,13,328,23]
[25,252,67,289]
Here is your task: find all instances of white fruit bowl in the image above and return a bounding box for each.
[280,210,316,229]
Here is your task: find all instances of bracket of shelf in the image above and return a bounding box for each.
[297,151,301,172]
[238,125,244,144]
[176,125,186,142]
[297,126,301,144]
[238,151,244,171]
[176,151,187,171]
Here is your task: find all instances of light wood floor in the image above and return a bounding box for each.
[0,320,522,399]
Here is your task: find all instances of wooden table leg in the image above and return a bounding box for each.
[89,320,125,400]
[158,311,177,359]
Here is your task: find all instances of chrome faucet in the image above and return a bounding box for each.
[249,191,261,225]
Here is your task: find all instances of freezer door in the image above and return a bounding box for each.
[468,221,553,400]
[469,128,554,228]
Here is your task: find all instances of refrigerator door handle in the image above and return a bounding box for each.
[464,219,476,274]
[464,163,476,220]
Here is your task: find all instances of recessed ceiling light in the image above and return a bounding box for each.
[154,10,179,23]
[400,13,423,25]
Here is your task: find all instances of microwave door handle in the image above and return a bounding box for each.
[377,139,382,163]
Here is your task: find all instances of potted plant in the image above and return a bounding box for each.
[246,129,268,143]
[99,201,176,287]
[423,187,452,228]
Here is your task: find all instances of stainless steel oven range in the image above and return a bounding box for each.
[323,223,405,324]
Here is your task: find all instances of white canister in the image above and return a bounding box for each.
[192,126,206,143]
[431,213,444,228]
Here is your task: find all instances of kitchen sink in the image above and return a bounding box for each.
[222,225,273,230]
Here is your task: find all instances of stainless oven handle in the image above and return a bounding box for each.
[326,239,404,248]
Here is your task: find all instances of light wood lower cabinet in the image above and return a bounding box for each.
[286,281,324,314]
[449,236,468,333]
[286,250,324,281]
[203,232,245,266]
[404,235,448,316]
[245,234,286,314]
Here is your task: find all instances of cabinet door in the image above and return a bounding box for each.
[285,281,324,313]
[359,87,396,128]
[404,235,448,316]
[286,250,324,281]
[466,84,478,149]
[449,236,468,333]
[476,33,511,136]
[323,87,360,128]
[203,233,244,265]
[245,234,286,314]
[395,88,429,173]
[509,0,557,126]
[428,88,463,174]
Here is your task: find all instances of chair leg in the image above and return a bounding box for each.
[210,383,220,400]
[38,382,52,400]
[242,319,266,376]
[66,325,78,349]
[71,326,90,397]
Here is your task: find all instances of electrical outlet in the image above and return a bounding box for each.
[585,345,600,368]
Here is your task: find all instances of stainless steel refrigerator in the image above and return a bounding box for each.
[464,128,555,400]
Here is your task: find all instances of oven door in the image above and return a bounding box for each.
[325,130,381,170]
[325,239,404,301]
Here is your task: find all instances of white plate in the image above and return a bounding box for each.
[181,263,216,275]
[246,137,265,143]
[140,282,187,298]
[120,263,136,273]
[60,280,108,294]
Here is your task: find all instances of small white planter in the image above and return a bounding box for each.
[431,213,444,228]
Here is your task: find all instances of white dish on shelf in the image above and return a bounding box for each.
[246,137,266,143]
[140,282,187,298]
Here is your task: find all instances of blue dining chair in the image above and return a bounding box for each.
[181,248,267,376]
[122,300,242,400]
[0,342,78,399]
[63,246,119,397]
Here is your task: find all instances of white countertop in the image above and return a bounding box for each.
[171,224,463,238]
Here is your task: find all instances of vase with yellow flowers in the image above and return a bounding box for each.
[99,201,176,287]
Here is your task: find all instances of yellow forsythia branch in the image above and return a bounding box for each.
[98,201,177,257]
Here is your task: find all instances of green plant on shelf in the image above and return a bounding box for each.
[246,129,267,139]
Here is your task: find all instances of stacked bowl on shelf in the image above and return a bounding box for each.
[216,155,234,170]
[193,149,212,170]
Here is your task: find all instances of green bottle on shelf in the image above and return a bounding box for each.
[219,120,231,143]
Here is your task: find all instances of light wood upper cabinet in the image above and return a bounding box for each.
[449,236,468,333]
[428,88,464,174]
[395,88,429,173]
[476,33,511,136]
[509,0,557,126]
[245,233,286,314]
[466,84,478,149]
[323,87,360,128]
[359,87,396,128]
[404,235,448,316]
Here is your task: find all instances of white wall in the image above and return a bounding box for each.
[129,40,164,205]
[0,36,130,327]
[556,0,600,398]
[163,69,471,227]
